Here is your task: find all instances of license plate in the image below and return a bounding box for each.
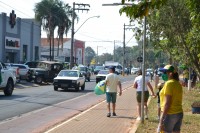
[61,84,68,87]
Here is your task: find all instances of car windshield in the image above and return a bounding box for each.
[95,66,104,70]
[37,62,51,69]
[58,71,78,77]
[79,67,86,71]
[98,70,109,75]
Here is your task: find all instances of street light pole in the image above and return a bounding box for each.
[75,16,100,34]
[70,2,75,69]
[123,24,125,76]
[70,2,90,69]
[141,16,147,123]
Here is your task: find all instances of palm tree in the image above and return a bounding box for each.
[57,3,72,56]
[34,0,77,61]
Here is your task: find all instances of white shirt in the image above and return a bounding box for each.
[134,75,150,92]
[105,73,120,92]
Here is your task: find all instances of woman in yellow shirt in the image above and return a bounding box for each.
[158,65,183,133]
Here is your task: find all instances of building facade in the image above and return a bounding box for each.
[41,38,85,65]
[0,11,41,63]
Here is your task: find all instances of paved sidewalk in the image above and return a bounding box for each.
[45,85,138,133]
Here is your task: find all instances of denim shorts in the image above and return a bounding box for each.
[163,112,183,132]
[106,92,117,103]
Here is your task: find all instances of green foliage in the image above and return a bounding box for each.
[85,47,96,65]
[120,0,168,19]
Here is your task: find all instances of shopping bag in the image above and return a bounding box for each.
[94,80,106,95]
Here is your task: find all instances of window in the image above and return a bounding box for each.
[35,46,39,61]
[23,45,27,62]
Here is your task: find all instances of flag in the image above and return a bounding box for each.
[94,80,106,95]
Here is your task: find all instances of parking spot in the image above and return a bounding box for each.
[15,81,40,89]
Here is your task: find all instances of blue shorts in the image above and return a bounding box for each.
[106,92,117,103]
[163,112,183,132]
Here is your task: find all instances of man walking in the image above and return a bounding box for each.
[105,66,122,117]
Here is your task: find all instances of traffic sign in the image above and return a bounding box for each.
[137,56,143,62]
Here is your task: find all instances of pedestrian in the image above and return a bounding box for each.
[133,69,156,120]
[156,82,164,121]
[157,65,183,133]
[191,70,197,88]
[182,68,189,87]
[105,66,122,117]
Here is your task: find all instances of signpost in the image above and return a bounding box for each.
[137,56,143,63]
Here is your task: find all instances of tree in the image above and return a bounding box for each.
[147,0,200,77]
[85,46,96,65]
[34,0,77,60]
[56,2,78,55]
[120,0,168,19]
[120,0,200,78]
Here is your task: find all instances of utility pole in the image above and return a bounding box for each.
[123,24,134,76]
[141,16,147,123]
[113,40,115,61]
[70,2,90,69]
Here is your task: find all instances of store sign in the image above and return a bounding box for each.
[5,37,20,50]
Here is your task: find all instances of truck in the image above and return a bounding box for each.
[0,62,16,96]
[104,61,123,75]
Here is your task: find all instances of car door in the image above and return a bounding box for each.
[79,72,85,85]
[0,63,7,87]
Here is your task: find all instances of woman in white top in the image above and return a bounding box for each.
[133,69,155,120]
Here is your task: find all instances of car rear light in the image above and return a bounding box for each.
[16,68,19,75]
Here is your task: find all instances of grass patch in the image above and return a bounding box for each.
[136,87,200,133]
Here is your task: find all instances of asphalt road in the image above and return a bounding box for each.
[0,74,135,122]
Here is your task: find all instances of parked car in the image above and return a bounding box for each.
[31,61,63,84]
[94,66,105,75]
[96,70,109,83]
[24,61,39,68]
[0,62,16,96]
[5,63,20,82]
[76,65,91,81]
[146,68,153,76]
[131,67,139,74]
[5,63,33,82]
[53,70,85,91]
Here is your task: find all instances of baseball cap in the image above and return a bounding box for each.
[108,66,115,71]
[159,65,175,73]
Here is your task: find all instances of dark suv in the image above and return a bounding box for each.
[78,66,91,82]
[31,61,63,84]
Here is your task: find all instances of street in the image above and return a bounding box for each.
[0,75,135,126]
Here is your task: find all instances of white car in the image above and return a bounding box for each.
[131,67,139,74]
[53,70,85,91]
[96,70,109,83]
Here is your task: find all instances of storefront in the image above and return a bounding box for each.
[0,11,41,63]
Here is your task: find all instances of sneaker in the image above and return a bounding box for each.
[107,113,111,117]
[136,117,141,121]
[112,112,117,116]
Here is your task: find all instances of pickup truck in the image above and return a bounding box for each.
[0,62,16,96]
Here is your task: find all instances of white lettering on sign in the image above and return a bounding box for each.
[5,37,20,50]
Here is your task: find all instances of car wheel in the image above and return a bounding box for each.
[54,86,58,91]
[4,79,14,96]
[35,76,43,84]
[81,82,85,90]
[75,83,80,91]
[26,77,32,82]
